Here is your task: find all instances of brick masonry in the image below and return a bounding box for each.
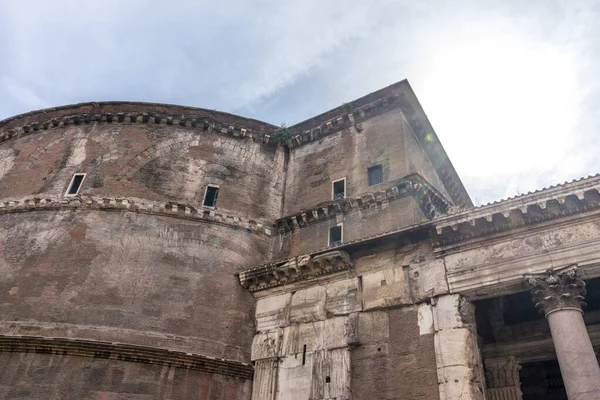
[0,80,484,399]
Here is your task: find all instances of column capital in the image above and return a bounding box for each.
[485,356,523,400]
[525,264,586,315]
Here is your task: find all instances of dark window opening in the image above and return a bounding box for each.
[67,174,85,195]
[333,179,345,199]
[302,344,307,366]
[325,376,331,383]
[203,186,219,207]
[368,164,383,186]
[329,225,342,246]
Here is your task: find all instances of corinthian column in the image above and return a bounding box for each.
[526,265,600,399]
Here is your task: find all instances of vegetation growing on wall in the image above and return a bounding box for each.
[271,124,291,144]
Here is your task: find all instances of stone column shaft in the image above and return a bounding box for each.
[546,309,600,399]
[527,265,600,400]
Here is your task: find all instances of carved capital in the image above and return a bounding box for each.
[485,357,521,388]
[485,357,523,400]
[525,264,586,315]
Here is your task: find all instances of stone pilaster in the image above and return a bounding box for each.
[526,265,600,400]
[433,294,485,400]
[484,357,523,400]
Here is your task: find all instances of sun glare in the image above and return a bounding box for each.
[422,27,579,180]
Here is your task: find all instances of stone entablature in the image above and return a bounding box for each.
[0,195,272,235]
[238,250,352,292]
[0,335,254,380]
[433,174,600,246]
[275,173,450,233]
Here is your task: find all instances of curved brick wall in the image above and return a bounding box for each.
[0,103,283,399]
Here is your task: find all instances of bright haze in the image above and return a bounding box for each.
[1,0,598,205]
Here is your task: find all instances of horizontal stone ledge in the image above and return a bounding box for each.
[238,250,353,292]
[482,323,600,364]
[275,173,451,233]
[0,196,273,236]
[0,111,272,147]
[0,335,254,380]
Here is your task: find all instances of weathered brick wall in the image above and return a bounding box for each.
[351,308,439,400]
[0,352,252,400]
[274,197,427,259]
[403,124,452,201]
[283,108,450,217]
[0,105,286,399]
[283,109,409,216]
[0,109,285,221]
[0,210,265,362]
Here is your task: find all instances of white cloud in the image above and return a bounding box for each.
[1,75,49,111]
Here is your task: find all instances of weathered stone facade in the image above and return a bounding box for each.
[1,79,599,399]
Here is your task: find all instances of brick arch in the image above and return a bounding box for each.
[116,132,276,182]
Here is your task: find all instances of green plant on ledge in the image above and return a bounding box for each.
[271,123,291,144]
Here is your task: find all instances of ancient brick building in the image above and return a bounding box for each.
[0,79,599,399]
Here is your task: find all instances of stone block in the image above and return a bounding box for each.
[409,259,449,302]
[289,286,326,324]
[437,365,485,400]
[434,328,478,368]
[325,277,362,315]
[362,266,411,310]
[324,316,350,350]
[281,321,324,356]
[418,302,434,335]
[277,352,313,400]
[251,329,281,361]
[433,294,473,331]
[252,359,276,400]
[310,348,351,400]
[256,293,291,332]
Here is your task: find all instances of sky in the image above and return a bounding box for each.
[1,0,599,205]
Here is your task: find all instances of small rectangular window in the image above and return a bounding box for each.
[368,164,383,186]
[65,173,86,196]
[203,185,219,207]
[332,178,346,200]
[329,224,343,247]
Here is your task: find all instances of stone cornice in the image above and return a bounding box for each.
[0,335,253,380]
[0,101,277,147]
[238,250,352,292]
[275,173,451,233]
[0,196,272,236]
[433,174,600,247]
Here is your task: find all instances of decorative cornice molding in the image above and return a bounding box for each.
[526,264,587,315]
[275,174,451,233]
[287,94,403,148]
[0,196,272,236]
[433,175,600,247]
[0,104,277,147]
[238,250,352,292]
[0,335,253,380]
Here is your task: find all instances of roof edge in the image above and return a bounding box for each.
[287,79,473,209]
